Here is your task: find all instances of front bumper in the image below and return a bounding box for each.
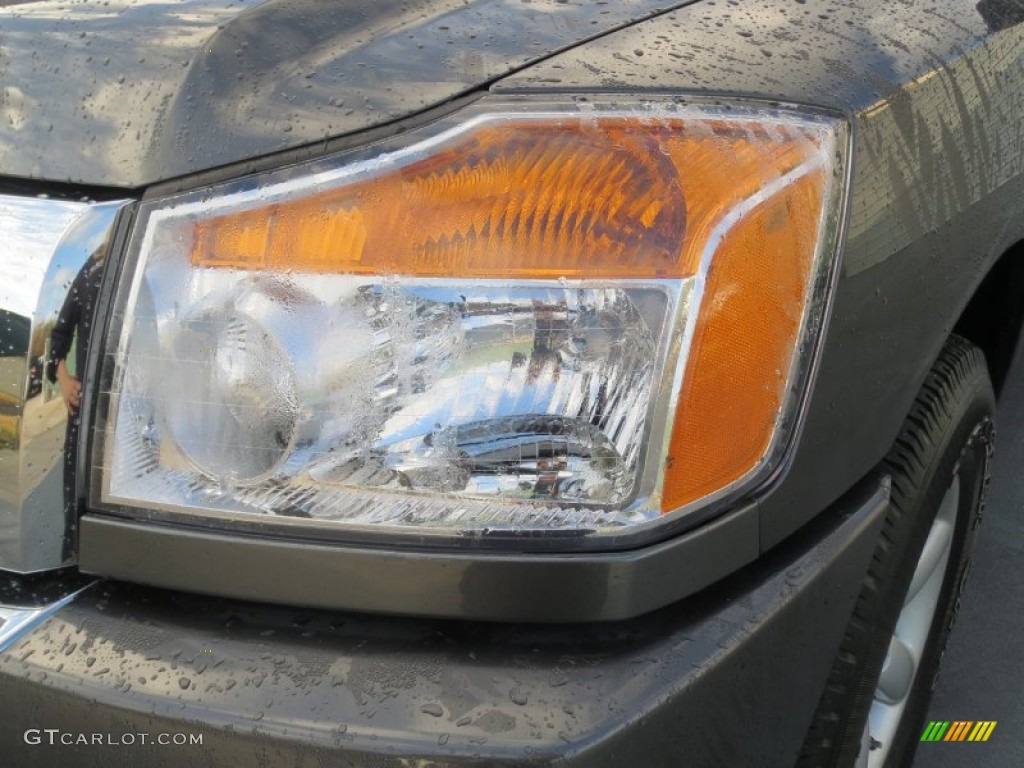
[0,475,886,767]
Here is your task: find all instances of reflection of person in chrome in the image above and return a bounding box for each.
[45,245,107,559]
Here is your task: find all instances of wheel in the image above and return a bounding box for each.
[798,335,995,768]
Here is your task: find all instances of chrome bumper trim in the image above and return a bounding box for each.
[0,579,97,653]
[0,194,129,572]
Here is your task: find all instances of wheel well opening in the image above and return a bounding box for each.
[954,239,1024,399]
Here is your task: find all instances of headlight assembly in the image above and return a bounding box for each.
[91,97,848,550]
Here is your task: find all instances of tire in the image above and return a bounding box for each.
[797,335,995,768]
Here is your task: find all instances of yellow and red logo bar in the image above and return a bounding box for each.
[920,720,997,742]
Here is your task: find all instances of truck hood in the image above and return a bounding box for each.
[0,0,688,188]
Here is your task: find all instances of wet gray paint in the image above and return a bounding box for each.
[0,483,886,766]
[0,0,691,187]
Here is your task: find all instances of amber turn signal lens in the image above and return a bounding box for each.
[661,166,827,511]
[192,118,821,282]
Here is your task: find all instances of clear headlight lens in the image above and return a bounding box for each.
[93,98,847,547]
